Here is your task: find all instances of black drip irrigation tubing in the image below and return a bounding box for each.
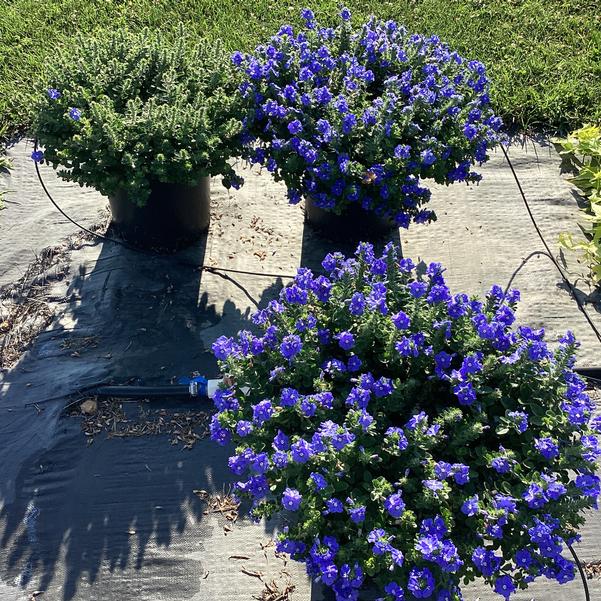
[92,384,193,398]
[568,542,592,601]
[500,143,601,347]
[34,140,601,353]
[32,140,297,285]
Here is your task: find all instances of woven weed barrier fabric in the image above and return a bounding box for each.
[0,138,600,600]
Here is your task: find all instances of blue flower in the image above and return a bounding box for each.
[236,420,253,437]
[47,88,61,100]
[392,310,411,330]
[423,479,444,493]
[535,437,559,460]
[494,575,515,600]
[252,400,274,425]
[420,149,437,166]
[273,430,290,450]
[452,464,470,484]
[280,387,299,407]
[515,549,533,568]
[460,353,483,376]
[408,281,428,298]
[324,498,344,514]
[314,86,332,105]
[463,123,478,141]
[336,331,355,351]
[575,473,600,497]
[367,528,392,555]
[209,414,231,446]
[341,113,357,134]
[384,582,404,601]
[384,492,405,518]
[340,7,351,21]
[471,547,501,577]
[348,505,365,524]
[282,487,302,510]
[69,107,81,121]
[311,472,328,490]
[490,456,511,474]
[434,461,453,480]
[461,495,479,516]
[334,95,349,113]
[301,8,315,22]
[394,144,411,159]
[287,119,303,134]
[522,482,548,509]
[291,438,313,463]
[507,410,529,433]
[407,567,435,599]
[251,452,269,474]
[453,381,476,406]
[212,335,237,360]
[31,150,44,163]
[280,334,302,359]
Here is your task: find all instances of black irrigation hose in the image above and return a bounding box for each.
[501,144,601,346]
[568,542,591,601]
[33,140,140,252]
[33,139,296,282]
[92,384,193,398]
[33,140,601,351]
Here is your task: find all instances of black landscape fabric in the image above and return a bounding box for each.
[1,139,601,600]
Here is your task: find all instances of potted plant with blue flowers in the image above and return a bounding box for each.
[32,26,245,249]
[210,242,600,601]
[234,8,505,240]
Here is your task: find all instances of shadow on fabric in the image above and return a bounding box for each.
[0,230,285,601]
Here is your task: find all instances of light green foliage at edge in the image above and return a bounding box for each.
[554,125,601,285]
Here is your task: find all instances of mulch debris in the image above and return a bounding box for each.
[584,559,601,579]
[0,212,109,369]
[249,540,296,601]
[70,396,211,449]
[194,487,240,533]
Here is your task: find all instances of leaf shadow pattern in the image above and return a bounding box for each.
[0,230,287,601]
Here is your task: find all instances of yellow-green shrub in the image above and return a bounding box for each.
[553,125,601,284]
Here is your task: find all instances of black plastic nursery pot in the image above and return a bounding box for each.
[108,177,211,250]
[304,196,396,243]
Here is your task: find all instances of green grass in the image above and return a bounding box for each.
[1,0,600,136]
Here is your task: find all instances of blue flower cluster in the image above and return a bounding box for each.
[234,8,506,225]
[210,242,599,601]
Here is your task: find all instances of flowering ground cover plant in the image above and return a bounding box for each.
[210,242,600,600]
[234,8,505,227]
[32,26,244,204]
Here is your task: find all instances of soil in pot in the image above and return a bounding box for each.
[108,177,211,251]
[304,196,396,243]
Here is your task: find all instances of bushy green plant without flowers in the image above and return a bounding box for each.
[32,26,245,205]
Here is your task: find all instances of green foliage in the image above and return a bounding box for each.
[33,26,245,204]
[553,125,601,284]
[1,0,601,136]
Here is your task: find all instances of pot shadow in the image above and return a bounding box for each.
[0,228,286,601]
[299,216,403,273]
